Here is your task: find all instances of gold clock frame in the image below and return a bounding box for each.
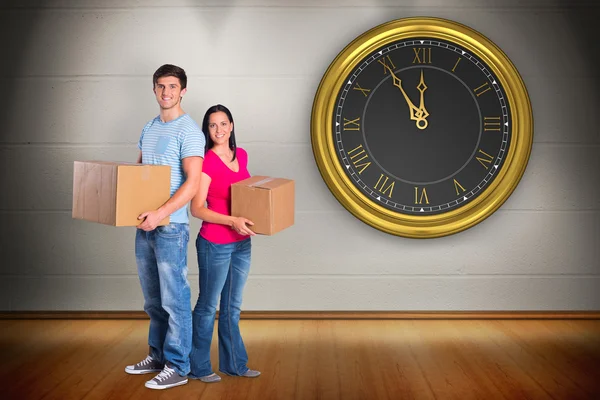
[311,17,533,238]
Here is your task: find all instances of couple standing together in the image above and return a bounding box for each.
[124,64,259,390]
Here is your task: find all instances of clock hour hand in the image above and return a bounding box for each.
[381,63,429,130]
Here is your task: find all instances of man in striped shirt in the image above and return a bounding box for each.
[124,64,205,390]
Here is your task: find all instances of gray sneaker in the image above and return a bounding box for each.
[125,355,163,375]
[242,369,261,378]
[198,373,222,383]
[220,368,261,378]
[145,364,188,390]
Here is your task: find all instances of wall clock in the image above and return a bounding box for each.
[311,17,533,238]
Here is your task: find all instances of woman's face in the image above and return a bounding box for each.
[208,111,233,146]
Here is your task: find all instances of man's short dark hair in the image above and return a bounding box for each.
[153,64,187,89]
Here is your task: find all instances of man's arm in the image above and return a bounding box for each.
[137,156,203,231]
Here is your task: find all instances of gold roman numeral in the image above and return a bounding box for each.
[453,179,466,196]
[412,48,432,64]
[352,82,371,97]
[476,149,494,169]
[343,117,360,131]
[374,174,395,197]
[414,187,430,204]
[474,82,492,97]
[451,57,461,72]
[347,144,371,174]
[484,116,501,131]
[377,56,396,74]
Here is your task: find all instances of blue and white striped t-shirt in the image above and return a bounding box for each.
[138,114,205,224]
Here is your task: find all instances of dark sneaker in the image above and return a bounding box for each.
[145,364,188,390]
[125,355,163,375]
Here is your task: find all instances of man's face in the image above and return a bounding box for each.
[153,76,186,110]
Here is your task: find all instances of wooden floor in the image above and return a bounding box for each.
[3,319,600,400]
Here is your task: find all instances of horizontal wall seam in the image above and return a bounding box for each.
[2,310,599,320]
[1,274,599,279]
[1,209,599,214]
[0,6,592,12]
[0,142,598,148]
[0,74,314,80]
[0,73,596,80]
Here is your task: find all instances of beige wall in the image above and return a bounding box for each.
[0,0,598,311]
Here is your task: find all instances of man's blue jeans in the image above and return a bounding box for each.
[135,223,192,376]
[190,235,252,377]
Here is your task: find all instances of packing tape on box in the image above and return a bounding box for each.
[249,177,275,188]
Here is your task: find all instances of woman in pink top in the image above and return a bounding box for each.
[189,104,260,383]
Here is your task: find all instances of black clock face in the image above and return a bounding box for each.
[333,38,511,215]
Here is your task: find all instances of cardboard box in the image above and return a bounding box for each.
[72,161,171,226]
[231,176,295,235]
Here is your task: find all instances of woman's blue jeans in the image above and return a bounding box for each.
[135,223,192,376]
[190,235,252,377]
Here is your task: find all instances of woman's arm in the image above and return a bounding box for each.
[190,172,255,236]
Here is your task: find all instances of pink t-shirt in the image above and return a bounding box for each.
[199,147,251,244]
